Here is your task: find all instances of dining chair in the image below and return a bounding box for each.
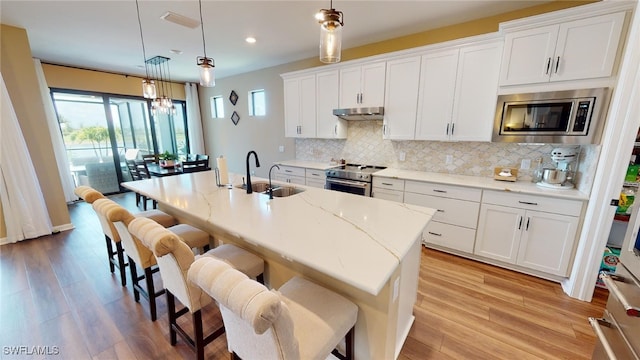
[74,186,177,286]
[125,159,145,207]
[142,154,159,164]
[188,256,358,360]
[127,217,264,360]
[134,160,156,210]
[182,160,209,173]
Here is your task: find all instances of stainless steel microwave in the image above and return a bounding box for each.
[493,88,611,144]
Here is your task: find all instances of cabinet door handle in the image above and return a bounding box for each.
[518,201,538,206]
[383,124,387,135]
[545,57,552,75]
[599,272,640,317]
[433,189,447,193]
[381,182,393,186]
[526,217,530,231]
[446,123,450,135]
[334,124,337,136]
[437,209,445,213]
[428,231,442,237]
[518,216,523,230]
[285,170,293,173]
[451,123,455,135]
[555,56,560,73]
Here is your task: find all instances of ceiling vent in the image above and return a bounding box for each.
[160,11,200,29]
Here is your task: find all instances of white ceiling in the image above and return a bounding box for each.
[1,0,554,83]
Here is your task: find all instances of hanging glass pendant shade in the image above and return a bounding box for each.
[142,79,156,99]
[197,56,215,87]
[317,3,343,64]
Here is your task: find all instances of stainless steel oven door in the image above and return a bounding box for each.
[325,178,371,197]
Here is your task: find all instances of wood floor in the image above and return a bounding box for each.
[0,192,608,360]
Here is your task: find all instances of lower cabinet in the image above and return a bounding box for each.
[372,177,405,203]
[475,190,581,276]
[305,169,327,189]
[273,165,306,185]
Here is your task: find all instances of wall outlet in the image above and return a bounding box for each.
[399,151,406,162]
[521,158,531,169]
[445,154,453,165]
[278,145,284,153]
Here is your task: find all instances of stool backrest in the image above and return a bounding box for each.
[74,186,105,204]
[93,198,156,269]
[128,217,211,312]
[182,160,208,173]
[188,257,299,359]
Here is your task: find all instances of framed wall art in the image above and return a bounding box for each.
[229,90,238,106]
[231,111,240,125]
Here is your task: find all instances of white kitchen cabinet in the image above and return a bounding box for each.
[305,169,327,189]
[339,62,386,109]
[499,11,625,86]
[382,56,421,140]
[274,165,306,185]
[415,40,502,141]
[316,70,347,139]
[372,177,405,203]
[475,191,581,276]
[283,75,316,138]
[403,180,481,254]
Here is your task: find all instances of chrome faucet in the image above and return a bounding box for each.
[268,164,281,199]
[245,151,260,194]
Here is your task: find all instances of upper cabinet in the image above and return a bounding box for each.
[283,75,316,138]
[499,11,626,86]
[316,70,347,139]
[382,56,421,140]
[415,40,503,141]
[339,62,386,108]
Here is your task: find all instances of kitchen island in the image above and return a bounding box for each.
[122,170,434,359]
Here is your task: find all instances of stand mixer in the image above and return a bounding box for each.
[536,147,578,190]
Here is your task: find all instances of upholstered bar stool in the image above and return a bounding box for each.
[93,198,209,321]
[188,256,358,360]
[74,186,177,286]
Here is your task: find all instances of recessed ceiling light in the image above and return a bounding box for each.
[170,49,184,55]
[245,37,257,44]
[160,11,200,29]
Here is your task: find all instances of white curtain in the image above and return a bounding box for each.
[33,59,77,203]
[185,82,205,154]
[0,72,53,243]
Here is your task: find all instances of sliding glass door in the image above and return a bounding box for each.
[51,89,189,194]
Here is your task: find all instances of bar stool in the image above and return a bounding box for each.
[128,217,263,360]
[188,256,357,360]
[74,186,177,286]
[93,198,210,321]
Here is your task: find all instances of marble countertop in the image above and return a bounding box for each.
[374,168,589,201]
[275,159,341,170]
[122,171,434,295]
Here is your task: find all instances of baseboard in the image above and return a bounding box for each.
[0,223,75,246]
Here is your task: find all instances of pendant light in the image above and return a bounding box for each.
[196,0,215,87]
[135,0,156,99]
[316,0,344,64]
[147,56,176,115]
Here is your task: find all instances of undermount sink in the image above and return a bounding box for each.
[236,181,304,198]
[268,186,305,198]
[236,181,271,193]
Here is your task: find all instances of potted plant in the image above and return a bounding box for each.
[159,150,178,167]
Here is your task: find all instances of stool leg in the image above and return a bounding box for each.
[105,235,115,273]
[115,241,127,286]
[256,273,265,285]
[194,310,204,360]
[145,266,157,321]
[167,291,177,345]
[129,256,140,302]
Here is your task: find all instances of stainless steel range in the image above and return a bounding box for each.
[325,164,386,197]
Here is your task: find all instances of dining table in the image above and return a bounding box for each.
[146,163,183,177]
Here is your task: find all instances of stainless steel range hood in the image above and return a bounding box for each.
[333,107,384,120]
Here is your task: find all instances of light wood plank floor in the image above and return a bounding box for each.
[0,192,607,359]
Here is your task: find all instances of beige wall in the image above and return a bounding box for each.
[199,0,593,178]
[0,24,70,238]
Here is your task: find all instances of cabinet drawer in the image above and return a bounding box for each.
[482,190,583,216]
[405,180,482,202]
[372,188,404,203]
[423,221,476,253]
[305,177,326,189]
[372,177,405,191]
[277,165,305,177]
[404,192,479,229]
[305,169,326,180]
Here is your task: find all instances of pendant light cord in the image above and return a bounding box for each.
[135,0,150,79]
[199,0,208,58]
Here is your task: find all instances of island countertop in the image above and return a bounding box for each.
[122,171,434,296]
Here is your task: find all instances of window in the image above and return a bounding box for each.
[211,96,224,118]
[248,89,266,116]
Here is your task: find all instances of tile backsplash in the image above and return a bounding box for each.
[295,120,599,193]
